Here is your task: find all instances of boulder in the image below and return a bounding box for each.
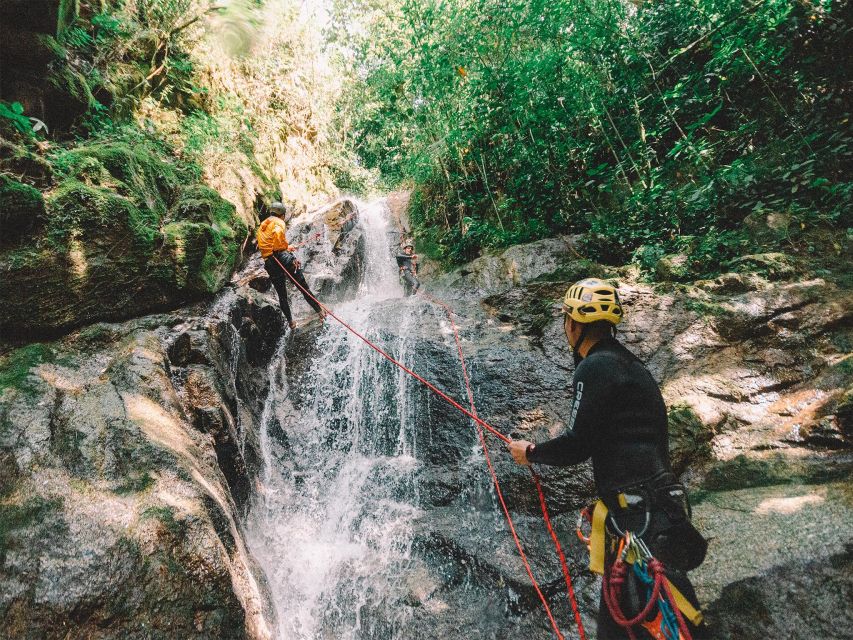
[654,252,692,281]
[436,237,602,297]
[726,252,798,281]
[0,143,247,340]
[0,175,45,243]
[0,277,282,639]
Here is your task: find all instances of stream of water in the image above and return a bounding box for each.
[246,199,425,639]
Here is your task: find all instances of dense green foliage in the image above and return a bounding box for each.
[0,0,364,337]
[341,0,852,273]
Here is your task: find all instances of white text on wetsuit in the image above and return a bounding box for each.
[568,381,583,430]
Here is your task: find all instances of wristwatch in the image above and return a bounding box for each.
[525,443,535,459]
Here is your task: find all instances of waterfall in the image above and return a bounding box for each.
[246,199,423,640]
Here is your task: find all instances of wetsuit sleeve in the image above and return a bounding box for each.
[527,361,604,466]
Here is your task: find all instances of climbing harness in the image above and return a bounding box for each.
[272,256,586,639]
[601,533,693,640]
[587,500,703,640]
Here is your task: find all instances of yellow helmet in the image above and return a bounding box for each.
[562,278,623,325]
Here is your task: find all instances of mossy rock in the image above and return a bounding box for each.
[0,343,54,392]
[156,185,246,294]
[0,150,244,338]
[0,140,54,187]
[48,179,158,245]
[700,453,850,493]
[0,175,46,243]
[655,253,693,282]
[668,404,713,473]
[0,495,64,563]
[529,258,606,284]
[52,141,181,216]
[726,252,798,281]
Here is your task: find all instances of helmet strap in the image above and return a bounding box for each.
[572,323,591,367]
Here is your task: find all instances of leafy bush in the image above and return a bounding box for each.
[341,0,852,275]
[0,102,35,136]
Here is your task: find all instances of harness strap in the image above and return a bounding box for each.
[587,500,704,626]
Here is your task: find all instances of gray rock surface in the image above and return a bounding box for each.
[379,234,853,638]
[0,219,367,638]
[2,217,851,639]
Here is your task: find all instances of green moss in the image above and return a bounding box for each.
[668,404,713,473]
[76,323,123,346]
[141,505,183,537]
[725,252,798,281]
[0,140,54,185]
[57,0,80,35]
[52,141,181,217]
[47,179,157,249]
[701,453,850,494]
[683,295,728,318]
[1,129,244,335]
[0,344,54,392]
[0,176,46,241]
[115,473,155,495]
[0,496,64,560]
[47,65,97,113]
[160,186,246,294]
[170,185,235,226]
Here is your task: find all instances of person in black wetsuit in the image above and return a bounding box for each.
[396,243,420,296]
[507,278,707,640]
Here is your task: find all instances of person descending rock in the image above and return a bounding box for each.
[396,242,420,296]
[508,278,707,640]
[257,202,326,330]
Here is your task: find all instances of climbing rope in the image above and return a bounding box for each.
[420,290,587,640]
[602,534,692,640]
[272,254,586,639]
[272,254,510,444]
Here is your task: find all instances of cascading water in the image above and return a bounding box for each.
[246,199,426,639]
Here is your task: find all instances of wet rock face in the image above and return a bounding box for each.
[2,214,850,639]
[353,236,852,638]
[0,208,369,639]
[286,198,367,302]
[0,284,283,639]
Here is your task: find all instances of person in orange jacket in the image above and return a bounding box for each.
[257,202,326,330]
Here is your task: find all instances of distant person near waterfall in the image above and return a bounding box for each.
[257,202,326,330]
[396,241,420,296]
[508,278,708,640]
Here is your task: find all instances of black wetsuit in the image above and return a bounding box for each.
[528,337,706,640]
[264,250,322,325]
[396,254,420,296]
[528,336,670,493]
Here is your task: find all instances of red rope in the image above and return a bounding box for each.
[273,255,587,639]
[530,471,588,640]
[420,292,568,640]
[272,254,509,444]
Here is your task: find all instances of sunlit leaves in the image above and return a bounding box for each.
[339,0,851,269]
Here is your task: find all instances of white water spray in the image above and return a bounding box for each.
[246,199,422,640]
